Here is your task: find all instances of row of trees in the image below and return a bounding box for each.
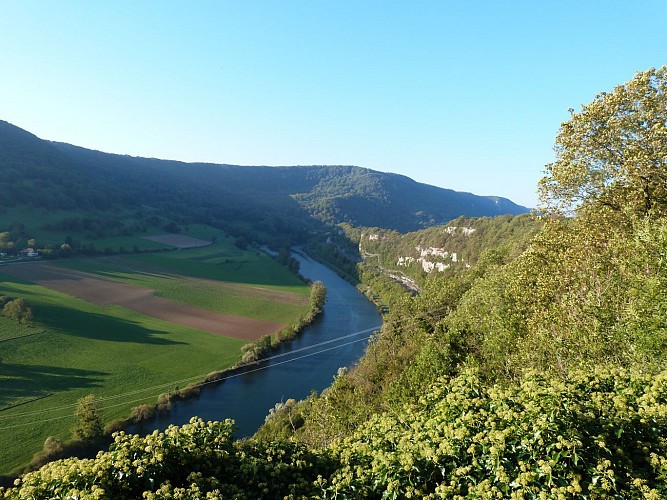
[275,247,301,274]
[240,281,327,364]
[0,222,36,254]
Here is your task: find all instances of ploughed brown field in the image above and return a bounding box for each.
[1,262,284,341]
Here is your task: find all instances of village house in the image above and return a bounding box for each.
[19,248,38,258]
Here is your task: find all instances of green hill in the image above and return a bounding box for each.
[354,214,540,280]
[0,120,528,249]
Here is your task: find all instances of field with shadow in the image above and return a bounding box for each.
[0,239,308,475]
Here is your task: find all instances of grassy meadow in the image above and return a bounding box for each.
[1,207,229,253]
[0,237,310,475]
[57,240,310,323]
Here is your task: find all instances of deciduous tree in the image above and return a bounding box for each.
[72,395,104,442]
[2,298,33,323]
[539,67,667,220]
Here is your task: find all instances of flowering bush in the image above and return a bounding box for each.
[328,368,667,499]
[3,368,665,499]
[3,418,334,499]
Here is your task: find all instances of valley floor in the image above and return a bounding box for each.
[1,262,283,340]
[0,241,310,476]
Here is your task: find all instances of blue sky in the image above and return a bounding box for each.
[1,1,665,208]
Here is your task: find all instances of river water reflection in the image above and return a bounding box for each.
[135,252,382,437]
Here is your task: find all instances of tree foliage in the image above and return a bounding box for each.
[1,297,33,324]
[438,68,667,380]
[353,214,540,284]
[327,368,667,499]
[539,67,667,219]
[72,395,104,442]
[2,418,336,499]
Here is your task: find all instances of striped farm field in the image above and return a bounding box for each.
[1,262,287,340]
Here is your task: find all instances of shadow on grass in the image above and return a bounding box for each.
[0,282,42,299]
[0,363,106,407]
[133,252,305,287]
[34,303,187,346]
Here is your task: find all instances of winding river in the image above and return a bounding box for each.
[136,252,383,437]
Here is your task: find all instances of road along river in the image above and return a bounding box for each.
[135,252,383,437]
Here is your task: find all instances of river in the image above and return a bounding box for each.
[135,252,383,437]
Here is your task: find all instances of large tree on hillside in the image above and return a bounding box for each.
[445,68,667,379]
[539,67,667,219]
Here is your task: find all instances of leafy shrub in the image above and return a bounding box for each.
[328,368,667,499]
[3,418,335,499]
[4,369,665,499]
[1,298,33,324]
[130,404,156,423]
[71,395,104,442]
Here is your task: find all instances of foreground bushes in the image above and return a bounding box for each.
[3,419,334,499]
[329,368,667,499]
[4,368,666,499]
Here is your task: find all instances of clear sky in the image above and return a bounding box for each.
[1,1,665,208]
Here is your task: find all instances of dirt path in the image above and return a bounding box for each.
[1,262,283,341]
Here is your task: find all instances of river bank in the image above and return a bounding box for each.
[132,251,382,438]
[1,249,355,483]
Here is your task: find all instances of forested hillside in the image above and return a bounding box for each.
[257,67,667,494]
[3,68,667,498]
[0,120,527,250]
[53,143,527,232]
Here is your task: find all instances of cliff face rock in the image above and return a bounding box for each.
[394,226,478,273]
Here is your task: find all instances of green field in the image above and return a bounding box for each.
[0,207,229,252]
[57,244,310,323]
[133,242,309,290]
[0,317,39,342]
[0,239,310,475]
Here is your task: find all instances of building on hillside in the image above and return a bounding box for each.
[20,248,38,258]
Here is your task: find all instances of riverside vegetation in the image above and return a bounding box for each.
[3,67,667,498]
[14,275,329,477]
